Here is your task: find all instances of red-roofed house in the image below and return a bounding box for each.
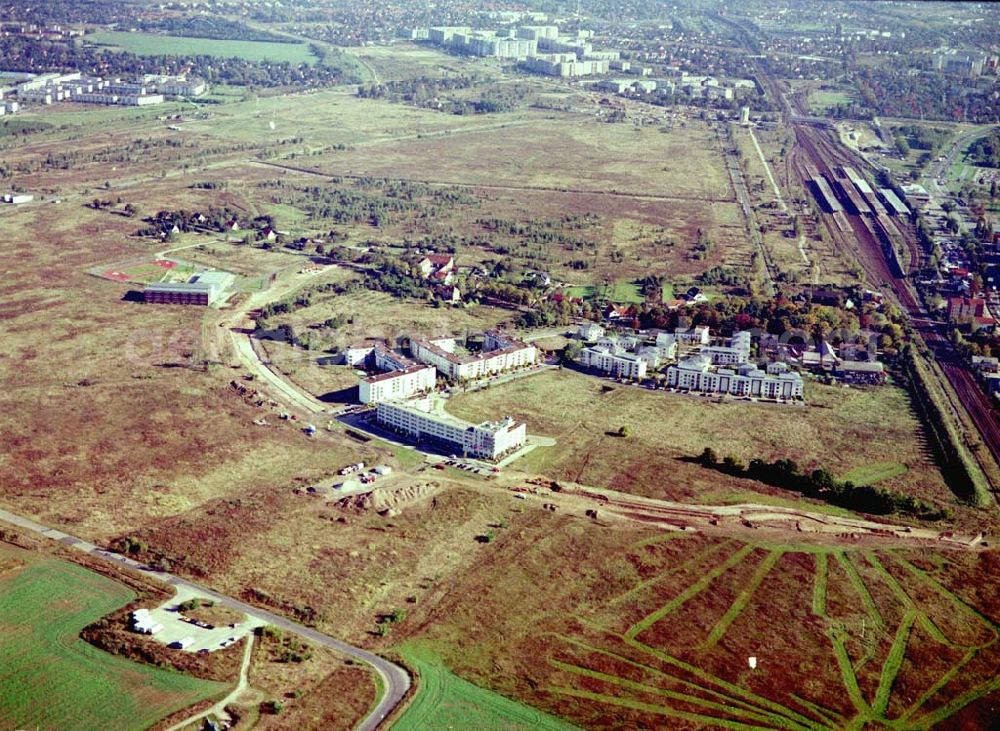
[418,254,455,283]
[603,304,637,321]
[948,296,988,321]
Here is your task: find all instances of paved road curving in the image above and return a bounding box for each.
[0,508,411,731]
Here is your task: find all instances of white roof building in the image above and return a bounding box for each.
[376,398,525,460]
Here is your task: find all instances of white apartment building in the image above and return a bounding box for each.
[702,331,752,365]
[453,32,537,58]
[666,356,803,400]
[360,364,436,405]
[636,346,664,369]
[654,332,678,359]
[411,331,536,381]
[523,55,609,77]
[516,25,560,40]
[576,323,606,341]
[156,77,208,97]
[579,345,647,379]
[376,399,526,460]
[674,325,711,346]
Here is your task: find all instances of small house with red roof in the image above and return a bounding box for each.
[418,254,455,284]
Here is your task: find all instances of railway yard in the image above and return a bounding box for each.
[2,2,1000,730]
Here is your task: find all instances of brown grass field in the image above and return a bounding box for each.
[445,369,959,515]
[308,116,732,200]
[377,513,1000,731]
[230,629,376,730]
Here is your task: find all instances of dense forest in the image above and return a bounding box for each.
[968,130,1000,168]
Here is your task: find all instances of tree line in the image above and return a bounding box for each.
[696,448,948,520]
[0,35,356,89]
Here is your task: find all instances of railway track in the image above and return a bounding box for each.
[792,125,1000,491]
[713,13,999,494]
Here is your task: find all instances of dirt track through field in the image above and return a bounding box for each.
[501,478,988,552]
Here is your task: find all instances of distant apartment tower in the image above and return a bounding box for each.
[516,25,560,41]
[934,49,986,77]
[428,26,470,45]
[523,54,609,77]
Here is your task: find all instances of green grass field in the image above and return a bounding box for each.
[810,90,855,112]
[88,31,317,65]
[839,462,908,486]
[565,279,667,304]
[394,642,578,731]
[445,370,952,506]
[0,547,225,731]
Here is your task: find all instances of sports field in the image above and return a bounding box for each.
[810,90,856,112]
[0,546,225,731]
[97,258,194,284]
[88,32,316,65]
[394,642,578,731]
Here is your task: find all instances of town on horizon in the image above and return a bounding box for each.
[1,1,1000,730]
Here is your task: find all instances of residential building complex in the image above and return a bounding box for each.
[674,325,711,346]
[933,49,989,77]
[7,72,207,109]
[410,331,536,381]
[579,345,647,379]
[376,398,525,460]
[702,331,752,365]
[355,342,437,405]
[360,364,436,405]
[423,23,620,78]
[666,356,804,400]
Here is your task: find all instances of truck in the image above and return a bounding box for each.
[338,462,365,475]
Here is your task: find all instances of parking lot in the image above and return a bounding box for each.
[142,586,264,653]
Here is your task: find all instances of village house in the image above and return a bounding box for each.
[417,254,456,284]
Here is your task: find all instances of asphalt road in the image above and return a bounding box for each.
[0,508,411,731]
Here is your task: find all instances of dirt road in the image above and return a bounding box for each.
[165,634,256,731]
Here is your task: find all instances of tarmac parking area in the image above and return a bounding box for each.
[142,586,264,653]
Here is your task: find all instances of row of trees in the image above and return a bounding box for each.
[138,16,297,44]
[697,449,947,519]
[135,206,265,238]
[260,179,478,228]
[0,35,355,89]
